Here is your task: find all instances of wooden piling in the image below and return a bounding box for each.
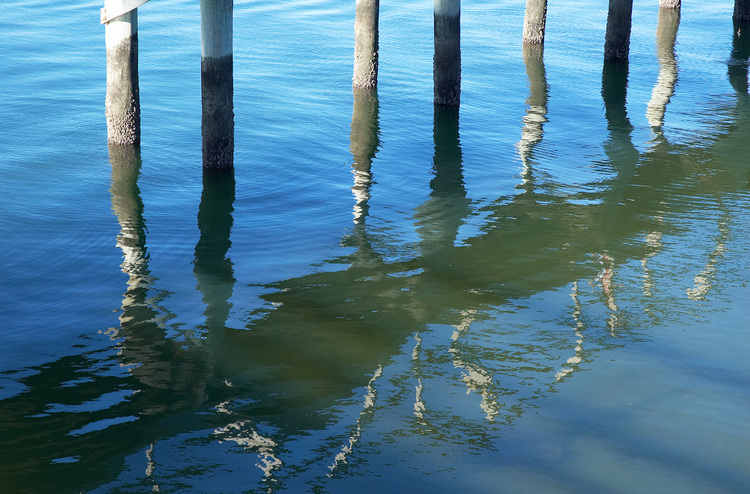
[522,0,548,45]
[105,8,140,145]
[604,0,634,60]
[434,0,461,106]
[353,0,380,89]
[201,0,234,170]
[736,0,750,22]
[659,0,681,9]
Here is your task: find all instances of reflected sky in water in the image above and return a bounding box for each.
[0,1,749,493]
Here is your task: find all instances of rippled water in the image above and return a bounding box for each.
[1,0,749,492]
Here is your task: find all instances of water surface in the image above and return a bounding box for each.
[1,1,749,492]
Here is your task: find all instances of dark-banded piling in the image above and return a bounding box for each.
[434,0,461,106]
[200,0,234,170]
[604,0,634,60]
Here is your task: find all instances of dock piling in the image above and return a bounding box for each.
[523,0,548,45]
[604,0,634,60]
[201,0,234,170]
[353,0,380,89]
[659,0,681,9]
[104,6,140,145]
[434,0,461,106]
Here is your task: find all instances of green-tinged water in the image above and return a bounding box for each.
[1,1,748,492]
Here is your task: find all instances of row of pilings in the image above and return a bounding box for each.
[104,0,750,170]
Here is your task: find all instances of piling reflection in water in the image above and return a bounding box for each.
[646,7,680,130]
[348,88,380,226]
[3,22,750,494]
[517,43,549,187]
[729,20,750,93]
[194,169,236,364]
[109,146,212,415]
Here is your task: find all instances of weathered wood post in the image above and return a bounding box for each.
[201,0,234,170]
[102,1,145,145]
[353,0,380,89]
[522,0,548,45]
[604,0,634,60]
[434,0,461,106]
[659,0,681,9]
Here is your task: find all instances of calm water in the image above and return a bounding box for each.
[1,0,749,492]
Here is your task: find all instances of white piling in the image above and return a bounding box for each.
[434,0,461,106]
[201,0,234,170]
[105,8,140,145]
[353,0,380,89]
[522,0,548,45]
[604,0,634,60]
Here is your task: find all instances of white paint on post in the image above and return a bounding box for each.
[353,0,380,89]
[200,0,234,170]
[604,0,634,60]
[522,0,548,45]
[434,0,461,106]
[105,6,140,145]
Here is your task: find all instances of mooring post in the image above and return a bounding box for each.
[604,0,634,60]
[735,0,750,21]
[104,6,140,145]
[353,0,380,89]
[659,0,681,9]
[434,0,461,106]
[522,0,548,45]
[201,0,234,170]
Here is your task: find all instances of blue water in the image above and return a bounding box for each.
[1,0,749,492]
